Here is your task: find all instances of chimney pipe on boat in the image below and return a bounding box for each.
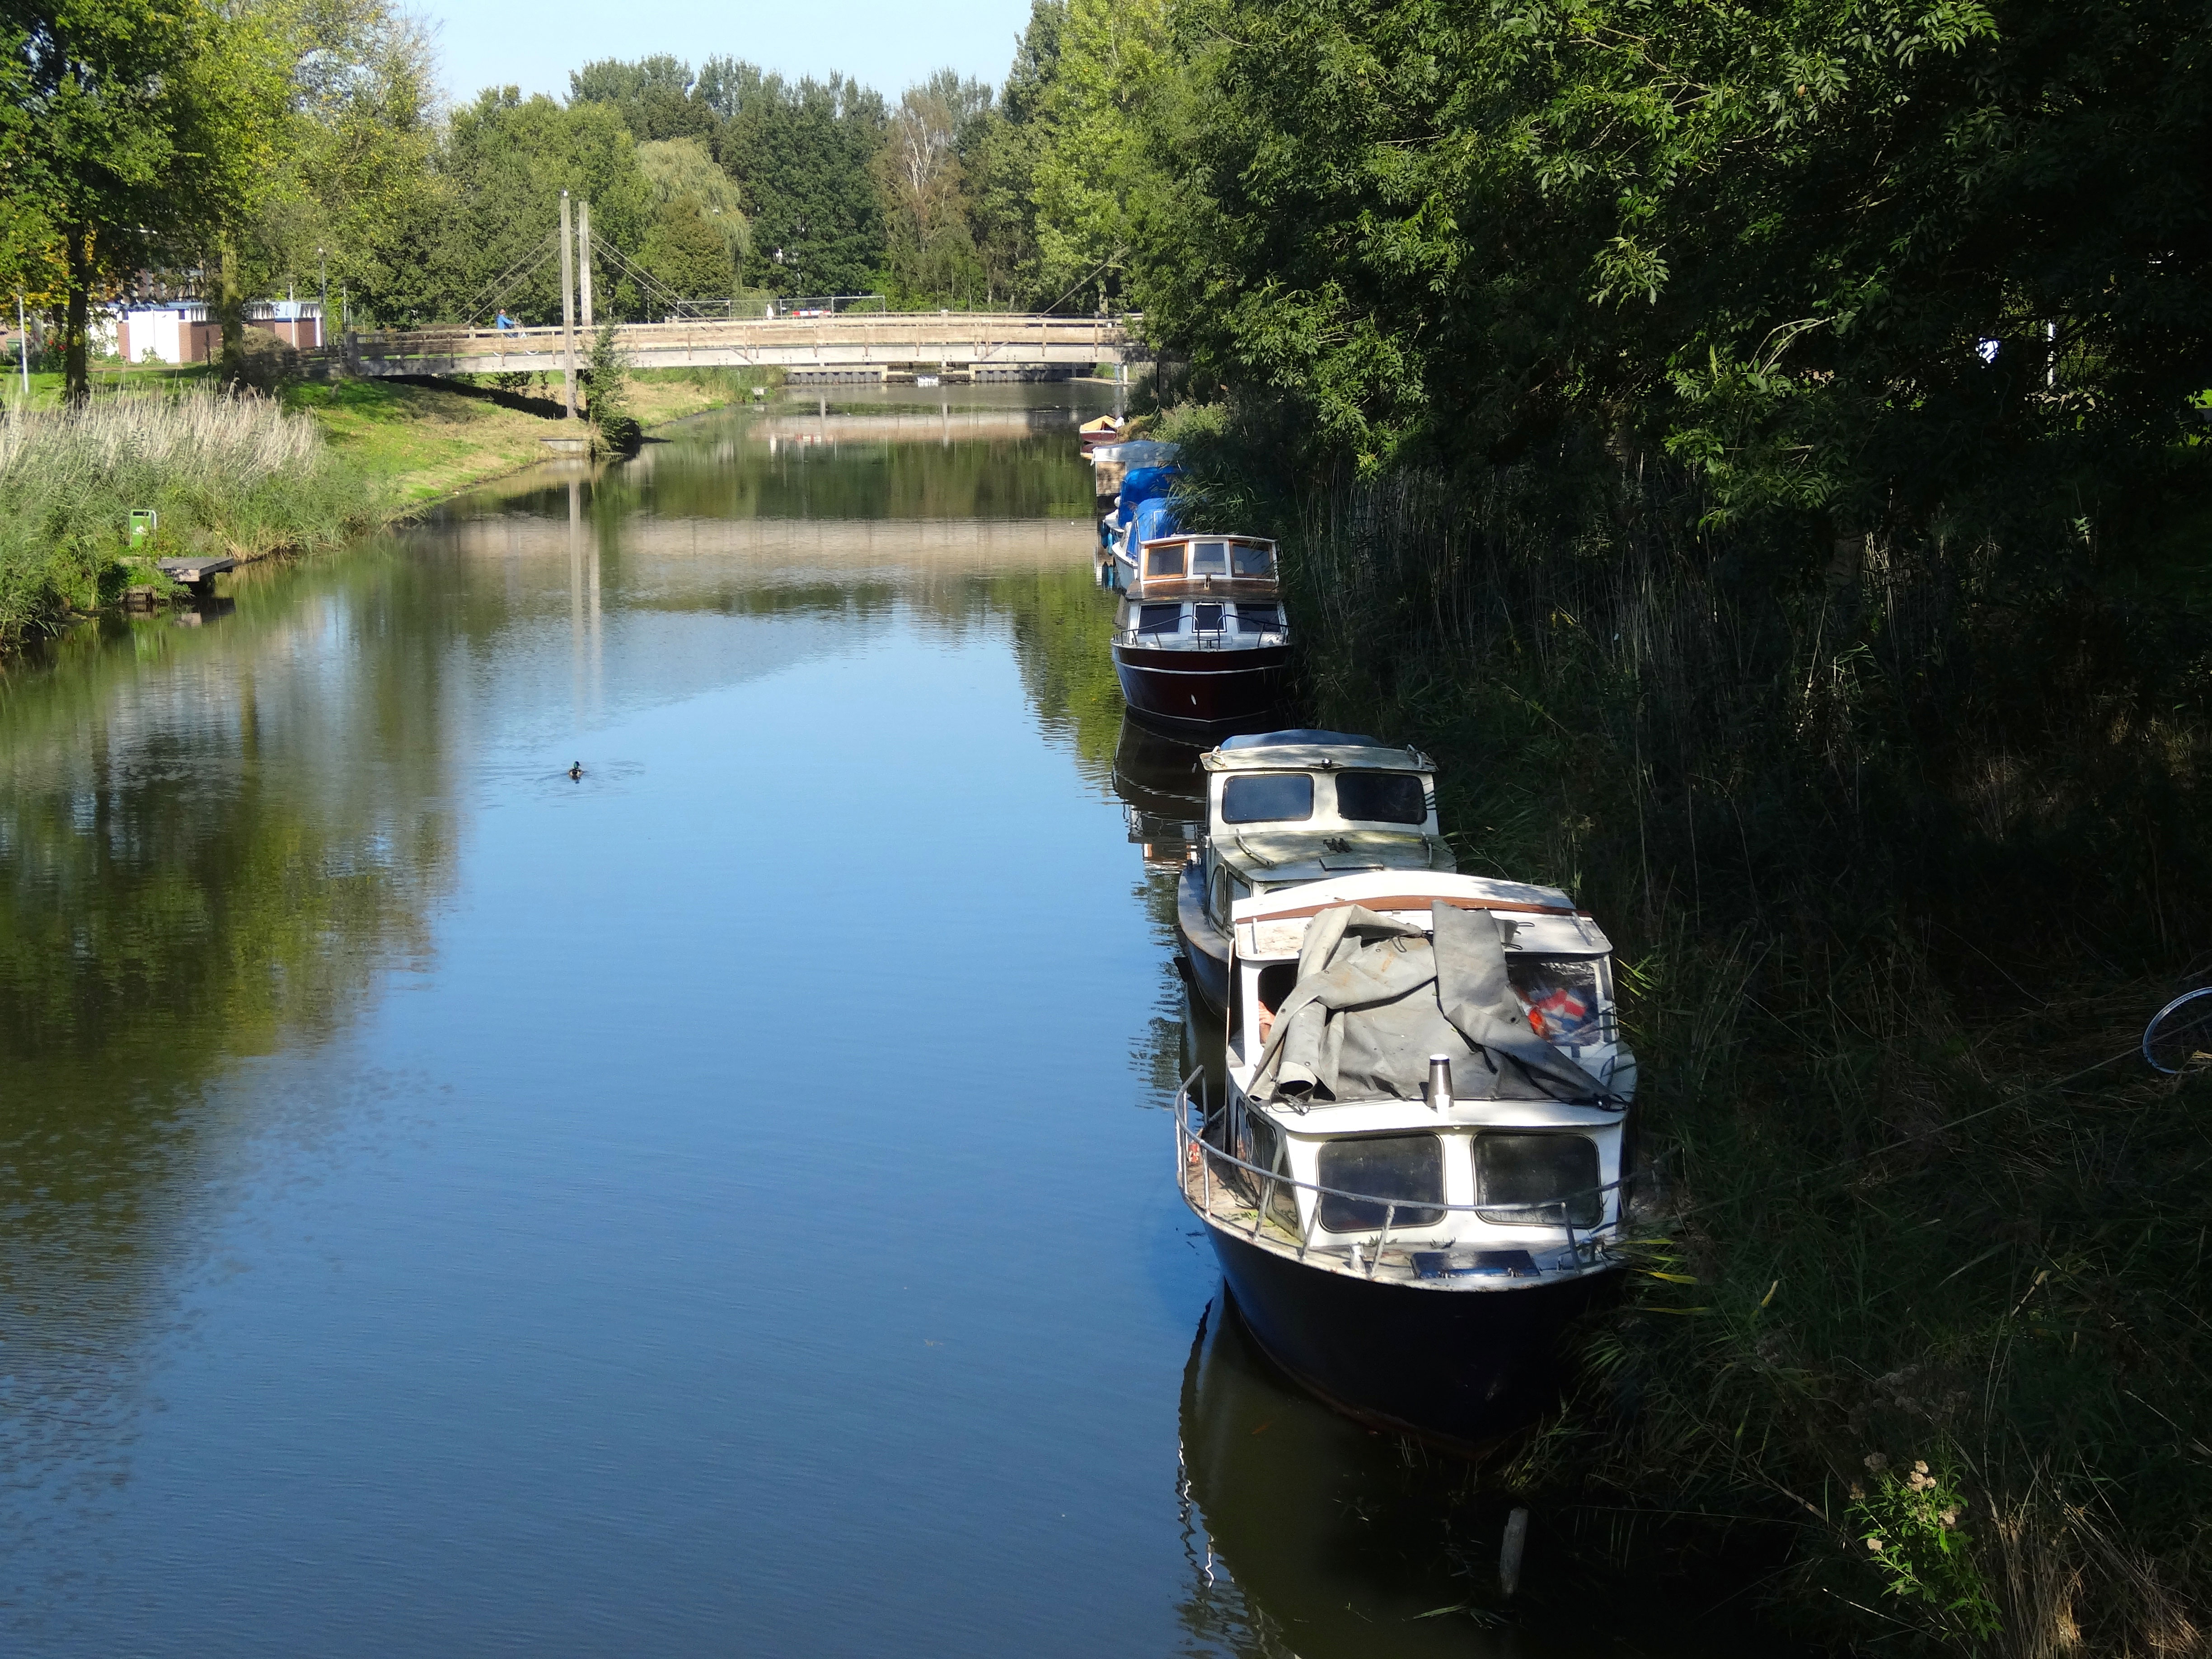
[1427,1055,1453,1112]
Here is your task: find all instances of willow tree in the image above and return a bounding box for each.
[1,1,286,401]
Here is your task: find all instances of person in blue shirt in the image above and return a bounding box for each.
[494,311,518,330]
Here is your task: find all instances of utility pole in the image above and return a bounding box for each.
[578,201,594,330]
[317,247,328,349]
[16,293,27,402]
[559,190,577,418]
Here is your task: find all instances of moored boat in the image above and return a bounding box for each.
[1110,525,1290,736]
[1176,872,1636,1449]
[1176,730,1455,1012]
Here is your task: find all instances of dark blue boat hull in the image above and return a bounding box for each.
[1206,1222,1611,1453]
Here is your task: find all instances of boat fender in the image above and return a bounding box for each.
[1500,1507,1531,1598]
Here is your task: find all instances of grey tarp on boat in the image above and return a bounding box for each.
[1251,903,1603,1106]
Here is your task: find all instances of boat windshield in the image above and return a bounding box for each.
[1190,541,1230,575]
[1222,773,1314,823]
[1235,603,1280,633]
[1136,602,1181,635]
[1475,1133,1601,1228]
[1232,544,1276,578]
[1145,545,1185,578]
[1336,770,1425,825]
[1317,1134,1446,1231]
[1194,603,1224,633]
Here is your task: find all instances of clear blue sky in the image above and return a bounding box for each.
[419,0,1037,107]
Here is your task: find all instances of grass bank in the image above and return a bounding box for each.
[285,366,767,505]
[0,366,763,651]
[1168,415,2212,1654]
[0,389,378,643]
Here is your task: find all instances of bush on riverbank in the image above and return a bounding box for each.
[1165,404,2212,1651]
[0,391,378,646]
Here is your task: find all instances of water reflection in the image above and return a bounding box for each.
[1113,715,1206,870]
[1178,1299,1529,1656]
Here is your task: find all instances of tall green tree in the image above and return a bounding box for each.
[1149,0,2212,503]
[704,60,888,297]
[963,0,1063,306]
[1027,0,1176,314]
[249,0,440,337]
[1,0,287,399]
[874,70,991,306]
[570,54,720,145]
[406,89,651,326]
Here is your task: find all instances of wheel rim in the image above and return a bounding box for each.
[2143,988,2212,1075]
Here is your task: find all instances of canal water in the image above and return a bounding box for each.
[0,387,1712,1656]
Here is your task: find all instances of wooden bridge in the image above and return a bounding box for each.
[326,313,1137,380]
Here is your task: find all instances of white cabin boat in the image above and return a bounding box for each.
[1177,870,1636,1448]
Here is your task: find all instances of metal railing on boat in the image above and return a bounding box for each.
[1172,1069,1627,1281]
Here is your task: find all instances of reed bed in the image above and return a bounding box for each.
[1172,415,2212,1653]
[0,389,379,645]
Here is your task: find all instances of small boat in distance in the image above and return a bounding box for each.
[1177,730,1455,1012]
[1079,413,1129,451]
[1110,524,1290,736]
[1178,872,1636,1451]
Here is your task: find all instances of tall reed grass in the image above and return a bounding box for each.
[1176,419,2212,1653]
[0,389,380,645]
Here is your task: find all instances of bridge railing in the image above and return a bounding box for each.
[332,313,1137,365]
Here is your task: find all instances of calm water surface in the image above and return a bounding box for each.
[2,387,1706,1655]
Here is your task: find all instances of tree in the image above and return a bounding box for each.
[250,0,441,338]
[642,194,735,302]
[875,71,991,305]
[637,136,747,272]
[1027,0,1176,314]
[706,61,888,297]
[1149,0,2212,500]
[417,89,652,326]
[1,0,287,400]
[570,54,719,145]
[963,0,1064,306]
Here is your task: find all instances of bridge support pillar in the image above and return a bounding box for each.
[558,190,577,418]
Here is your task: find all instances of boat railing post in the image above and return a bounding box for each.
[1375,1203,1395,1278]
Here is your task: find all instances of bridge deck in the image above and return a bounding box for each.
[326,314,1136,377]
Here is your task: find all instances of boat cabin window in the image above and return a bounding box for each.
[1136,602,1181,635]
[1231,544,1275,579]
[1318,1135,1446,1231]
[1335,770,1426,825]
[1235,603,1280,633]
[1194,603,1224,633]
[1221,773,1314,824]
[1508,957,1604,1045]
[1145,545,1185,578]
[1476,1133,1601,1228]
[1189,541,1230,576]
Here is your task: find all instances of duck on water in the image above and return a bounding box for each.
[1177,730,1456,1014]
[1177,871,1636,1452]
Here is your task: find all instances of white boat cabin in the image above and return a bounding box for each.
[1194,732,1455,931]
[1113,532,1280,596]
[1183,871,1635,1289]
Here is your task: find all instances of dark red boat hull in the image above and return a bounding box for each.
[1112,643,1289,737]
